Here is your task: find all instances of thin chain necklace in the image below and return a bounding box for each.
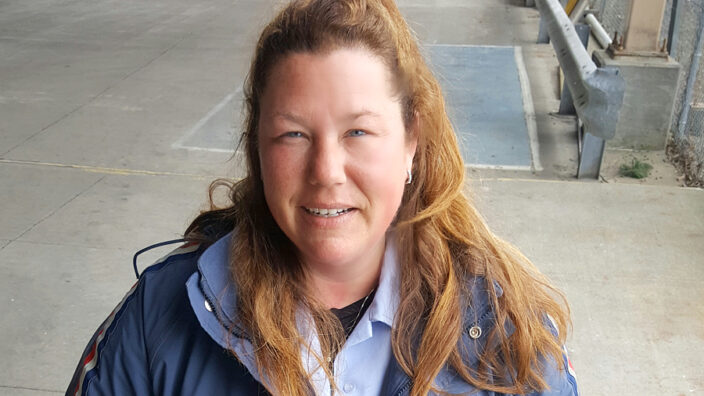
[327,286,376,364]
[349,287,375,332]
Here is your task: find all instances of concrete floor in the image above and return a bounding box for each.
[1,0,703,395]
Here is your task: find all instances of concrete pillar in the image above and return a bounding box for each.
[593,50,681,149]
[624,0,668,52]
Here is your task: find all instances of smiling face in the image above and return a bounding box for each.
[257,47,416,278]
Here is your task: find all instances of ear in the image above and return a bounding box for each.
[405,112,419,169]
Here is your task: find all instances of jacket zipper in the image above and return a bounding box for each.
[394,379,413,396]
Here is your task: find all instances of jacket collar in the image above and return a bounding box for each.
[186,232,243,348]
[195,233,238,324]
[186,232,266,386]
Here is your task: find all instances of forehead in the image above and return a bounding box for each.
[259,47,402,117]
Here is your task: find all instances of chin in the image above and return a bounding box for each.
[298,242,357,267]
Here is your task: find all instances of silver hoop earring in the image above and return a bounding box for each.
[405,169,412,185]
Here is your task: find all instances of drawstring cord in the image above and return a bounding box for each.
[132,238,187,278]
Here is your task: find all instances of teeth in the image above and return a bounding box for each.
[305,207,351,217]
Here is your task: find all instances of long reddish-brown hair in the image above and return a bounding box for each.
[185,0,570,394]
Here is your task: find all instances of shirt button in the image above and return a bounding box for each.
[468,325,482,339]
[204,300,213,312]
[343,383,354,393]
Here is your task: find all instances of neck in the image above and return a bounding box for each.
[312,271,380,309]
[303,242,385,309]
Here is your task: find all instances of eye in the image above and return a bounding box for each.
[283,131,304,138]
[347,129,366,137]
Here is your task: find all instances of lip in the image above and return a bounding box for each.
[301,202,355,210]
[299,205,356,227]
[304,207,353,217]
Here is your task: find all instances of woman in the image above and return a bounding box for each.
[68,0,578,395]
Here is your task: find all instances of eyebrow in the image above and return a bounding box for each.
[347,109,383,120]
[271,109,383,124]
[272,111,306,124]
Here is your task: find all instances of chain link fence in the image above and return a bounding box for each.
[592,0,704,186]
[594,0,630,41]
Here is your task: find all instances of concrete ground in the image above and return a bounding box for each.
[1,0,702,395]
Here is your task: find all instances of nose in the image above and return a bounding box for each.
[307,136,346,187]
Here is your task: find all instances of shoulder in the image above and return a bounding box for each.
[135,241,204,342]
[66,242,204,395]
[125,241,207,348]
[68,239,268,396]
[137,241,202,291]
[137,242,203,312]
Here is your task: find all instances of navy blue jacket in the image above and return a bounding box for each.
[67,236,578,395]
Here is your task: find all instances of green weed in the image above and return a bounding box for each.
[619,158,653,179]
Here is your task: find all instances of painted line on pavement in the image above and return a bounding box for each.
[171,88,241,153]
[0,159,219,179]
[465,163,533,171]
[514,46,542,172]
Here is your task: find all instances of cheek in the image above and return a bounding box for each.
[353,144,408,210]
[355,141,408,184]
[259,146,301,202]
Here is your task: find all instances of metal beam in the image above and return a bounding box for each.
[667,0,684,56]
[624,0,668,52]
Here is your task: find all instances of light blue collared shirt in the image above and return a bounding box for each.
[193,232,400,395]
[301,235,400,396]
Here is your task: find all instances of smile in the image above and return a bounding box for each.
[304,207,353,217]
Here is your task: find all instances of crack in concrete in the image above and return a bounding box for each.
[0,384,62,393]
[12,175,106,243]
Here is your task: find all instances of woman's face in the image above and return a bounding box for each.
[257,47,416,274]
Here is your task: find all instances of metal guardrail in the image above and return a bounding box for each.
[536,0,626,178]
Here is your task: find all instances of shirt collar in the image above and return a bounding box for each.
[197,231,401,325]
[366,233,400,327]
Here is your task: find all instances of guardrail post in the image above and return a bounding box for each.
[577,129,605,178]
[538,17,550,43]
[578,66,624,179]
